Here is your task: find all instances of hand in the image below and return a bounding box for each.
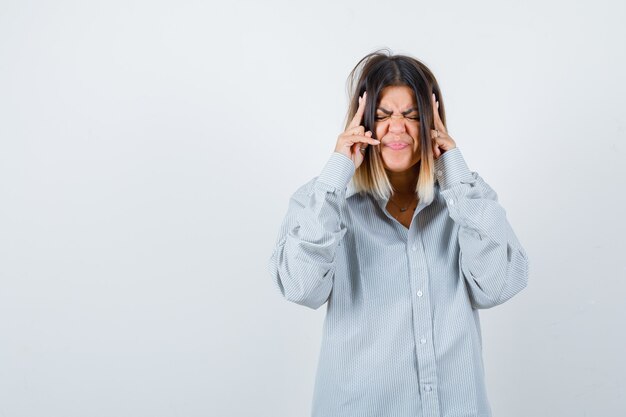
[334,91,381,169]
[431,92,457,159]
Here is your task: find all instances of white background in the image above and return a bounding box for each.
[1,0,624,416]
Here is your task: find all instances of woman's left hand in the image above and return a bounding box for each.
[431,93,457,159]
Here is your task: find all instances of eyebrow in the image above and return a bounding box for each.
[376,107,419,115]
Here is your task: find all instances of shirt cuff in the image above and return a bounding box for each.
[317,152,356,192]
[434,147,474,190]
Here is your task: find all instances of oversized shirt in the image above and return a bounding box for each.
[268,147,529,417]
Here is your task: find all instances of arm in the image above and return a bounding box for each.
[267,152,355,310]
[435,147,530,309]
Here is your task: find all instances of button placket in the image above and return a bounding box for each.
[407,232,439,416]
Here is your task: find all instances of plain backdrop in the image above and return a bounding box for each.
[1,0,625,416]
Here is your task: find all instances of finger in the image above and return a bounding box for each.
[351,125,365,136]
[342,128,377,142]
[431,93,446,133]
[351,141,369,157]
[365,136,379,145]
[348,91,367,130]
[432,136,440,157]
[431,93,440,125]
[346,134,379,146]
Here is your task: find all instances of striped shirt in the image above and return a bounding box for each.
[268,147,529,417]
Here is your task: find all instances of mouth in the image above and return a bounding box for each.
[386,142,410,150]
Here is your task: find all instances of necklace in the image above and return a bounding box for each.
[388,194,418,212]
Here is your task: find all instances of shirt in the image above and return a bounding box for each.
[267,147,529,417]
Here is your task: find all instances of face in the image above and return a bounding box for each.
[374,85,421,173]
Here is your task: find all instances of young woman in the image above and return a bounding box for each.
[268,50,529,417]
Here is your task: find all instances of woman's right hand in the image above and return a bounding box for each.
[334,91,380,169]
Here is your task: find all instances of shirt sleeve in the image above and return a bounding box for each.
[267,152,355,310]
[435,147,530,309]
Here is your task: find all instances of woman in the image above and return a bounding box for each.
[268,50,529,417]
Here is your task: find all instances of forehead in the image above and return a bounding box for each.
[377,85,416,108]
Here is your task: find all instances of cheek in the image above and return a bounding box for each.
[412,124,420,136]
[375,123,386,139]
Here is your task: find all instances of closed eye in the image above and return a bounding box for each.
[375,115,420,121]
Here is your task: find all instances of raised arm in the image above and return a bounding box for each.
[435,147,530,309]
[267,152,355,309]
[268,91,379,309]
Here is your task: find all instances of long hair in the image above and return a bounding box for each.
[345,49,447,205]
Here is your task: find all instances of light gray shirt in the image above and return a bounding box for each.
[268,147,529,417]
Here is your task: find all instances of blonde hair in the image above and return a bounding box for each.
[344,49,447,205]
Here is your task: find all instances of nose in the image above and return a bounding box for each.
[388,116,407,134]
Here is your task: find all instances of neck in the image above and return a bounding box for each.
[387,164,419,196]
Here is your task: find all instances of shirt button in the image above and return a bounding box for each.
[417,290,423,297]
[437,170,443,176]
[420,338,427,344]
[412,245,417,251]
[448,198,455,205]
[424,385,432,392]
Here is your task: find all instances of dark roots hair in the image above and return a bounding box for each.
[345,48,447,205]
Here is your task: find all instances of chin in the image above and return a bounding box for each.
[386,166,413,174]
[383,162,418,173]
[381,154,420,172]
